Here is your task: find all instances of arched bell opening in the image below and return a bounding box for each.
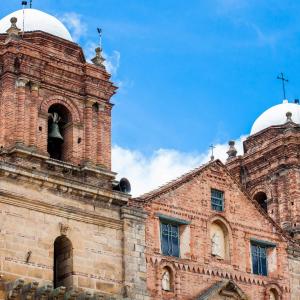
[47,104,72,161]
[253,192,268,213]
[54,235,73,289]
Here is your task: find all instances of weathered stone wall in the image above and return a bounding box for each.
[0,173,148,300]
[288,247,300,300]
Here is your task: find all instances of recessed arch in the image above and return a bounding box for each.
[209,217,231,261]
[159,262,176,292]
[253,191,268,213]
[40,95,81,123]
[265,284,282,300]
[47,103,73,161]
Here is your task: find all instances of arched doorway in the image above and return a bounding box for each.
[54,236,73,288]
[253,192,268,213]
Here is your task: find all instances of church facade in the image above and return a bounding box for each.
[0,6,300,300]
[133,160,295,299]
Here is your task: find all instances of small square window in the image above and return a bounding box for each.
[211,189,224,211]
[160,222,180,257]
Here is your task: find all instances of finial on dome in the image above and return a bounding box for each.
[227,140,237,160]
[5,17,21,41]
[92,47,105,68]
[286,111,293,123]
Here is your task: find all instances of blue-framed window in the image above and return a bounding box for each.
[211,189,224,211]
[160,222,180,257]
[251,243,268,276]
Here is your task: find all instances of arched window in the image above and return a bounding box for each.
[253,192,268,213]
[54,236,73,288]
[161,267,173,292]
[210,220,230,260]
[48,104,72,161]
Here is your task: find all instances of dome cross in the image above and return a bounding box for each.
[277,72,289,100]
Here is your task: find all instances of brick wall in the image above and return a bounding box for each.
[134,161,291,299]
[0,32,116,170]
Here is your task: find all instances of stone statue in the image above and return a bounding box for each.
[162,270,171,291]
[211,232,222,257]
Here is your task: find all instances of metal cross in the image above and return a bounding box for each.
[277,72,289,100]
[210,144,215,161]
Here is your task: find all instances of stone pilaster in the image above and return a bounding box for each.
[16,78,29,144]
[29,82,40,147]
[96,103,105,167]
[121,207,149,300]
[84,100,93,163]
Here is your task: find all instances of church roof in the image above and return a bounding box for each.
[250,100,300,135]
[0,9,73,41]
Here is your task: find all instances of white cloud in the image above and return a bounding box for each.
[60,12,87,42]
[112,135,247,196]
[103,50,121,75]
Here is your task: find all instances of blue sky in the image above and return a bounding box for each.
[1,0,300,194]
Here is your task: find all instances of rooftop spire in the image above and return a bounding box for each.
[209,144,215,162]
[91,47,105,68]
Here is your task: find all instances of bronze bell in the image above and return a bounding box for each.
[48,112,63,141]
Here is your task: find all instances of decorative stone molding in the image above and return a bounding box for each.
[59,222,70,236]
[31,82,40,92]
[91,47,105,67]
[16,78,29,88]
[6,17,21,41]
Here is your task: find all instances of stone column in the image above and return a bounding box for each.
[121,207,149,300]
[96,103,105,166]
[84,100,93,163]
[29,82,40,147]
[102,104,112,170]
[16,78,29,144]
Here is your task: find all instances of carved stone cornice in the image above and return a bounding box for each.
[0,189,123,230]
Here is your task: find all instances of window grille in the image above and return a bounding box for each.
[211,189,224,211]
[251,243,268,276]
[160,222,180,257]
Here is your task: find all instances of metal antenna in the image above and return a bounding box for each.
[97,28,102,48]
[209,144,215,161]
[277,72,289,100]
[21,1,28,36]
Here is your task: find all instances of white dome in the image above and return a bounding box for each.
[0,9,72,41]
[251,100,300,135]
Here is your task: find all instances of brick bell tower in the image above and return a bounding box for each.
[226,100,300,241]
[0,8,149,300]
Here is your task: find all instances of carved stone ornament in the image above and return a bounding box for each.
[162,270,171,291]
[16,78,29,88]
[6,17,21,41]
[59,222,69,236]
[91,47,105,67]
[211,232,222,257]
